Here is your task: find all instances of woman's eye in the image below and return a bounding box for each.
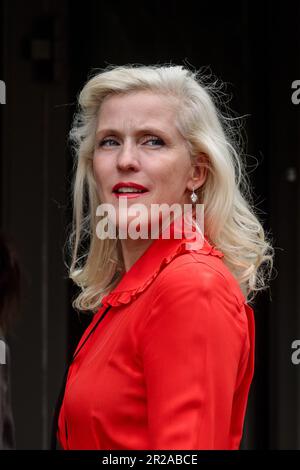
[97,136,164,148]
[98,138,119,147]
[143,137,165,146]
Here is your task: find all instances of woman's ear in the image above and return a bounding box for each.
[187,152,208,191]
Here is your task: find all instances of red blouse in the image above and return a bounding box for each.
[57,215,255,450]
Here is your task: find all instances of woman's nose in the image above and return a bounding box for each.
[116,141,140,171]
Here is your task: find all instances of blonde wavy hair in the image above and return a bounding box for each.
[66,63,275,312]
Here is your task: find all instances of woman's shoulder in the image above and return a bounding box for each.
[140,251,250,343]
[153,250,246,309]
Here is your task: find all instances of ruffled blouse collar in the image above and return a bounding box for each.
[100,213,224,308]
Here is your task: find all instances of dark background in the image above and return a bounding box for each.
[0,0,299,449]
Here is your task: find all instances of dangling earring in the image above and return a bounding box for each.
[190,186,198,204]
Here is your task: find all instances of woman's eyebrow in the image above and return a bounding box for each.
[95,127,171,139]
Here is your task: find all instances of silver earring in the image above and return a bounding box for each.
[190,186,198,204]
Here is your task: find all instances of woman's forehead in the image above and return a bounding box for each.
[96,91,180,133]
[100,90,178,114]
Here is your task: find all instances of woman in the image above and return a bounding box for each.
[53,64,274,450]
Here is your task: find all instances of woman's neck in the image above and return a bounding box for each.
[119,237,154,273]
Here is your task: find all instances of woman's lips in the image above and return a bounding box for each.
[113,191,149,199]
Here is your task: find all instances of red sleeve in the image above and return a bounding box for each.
[139,261,250,450]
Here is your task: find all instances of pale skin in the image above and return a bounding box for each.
[92,90,207,272]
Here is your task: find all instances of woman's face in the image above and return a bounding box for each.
[92,90,202,236]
